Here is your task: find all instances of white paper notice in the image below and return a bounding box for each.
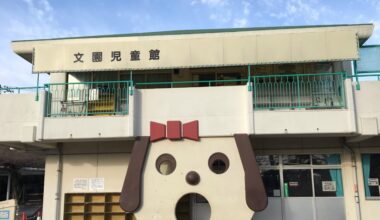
[322,181,337,192]
[89,178,105,191]
[73,178,89,191]
[368,178,379,186]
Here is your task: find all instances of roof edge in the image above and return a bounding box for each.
[12,23,374,43]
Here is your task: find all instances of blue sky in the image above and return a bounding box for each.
[0,0,379,86]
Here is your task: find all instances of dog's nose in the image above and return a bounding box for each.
[186,171,200,185]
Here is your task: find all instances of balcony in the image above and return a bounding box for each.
[252,72,346,110]
[0,72,359,142]
[251,72,355,135]
[45,81,132,117]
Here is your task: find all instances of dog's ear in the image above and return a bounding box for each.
[120,137,150,212]
[234,134,268,212]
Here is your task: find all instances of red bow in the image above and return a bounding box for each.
[150,120,199,142]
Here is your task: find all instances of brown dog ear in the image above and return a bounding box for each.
[120,137,150,212]
[234,134,268,212]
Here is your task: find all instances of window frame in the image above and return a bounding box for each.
[257,154,344,198]
[361,153,380,200]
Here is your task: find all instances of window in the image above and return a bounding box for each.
[362,154,380,198]
[313,169,343,197]
[257,154,343,198]
[261,169,281,197]
[283,169,313,197]
[0,175,9,201]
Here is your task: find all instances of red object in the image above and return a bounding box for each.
[150,122,166,142]
[150,120,199,142]
[167,121,182,140]
[183,120,199,141]
[22,212,26,220]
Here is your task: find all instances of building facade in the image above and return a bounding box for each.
[0,23,380,220]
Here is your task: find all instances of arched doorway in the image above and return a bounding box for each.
[175,193,211,220]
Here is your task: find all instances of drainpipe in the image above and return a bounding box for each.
[55,144,63,220]
[343,143,362,220]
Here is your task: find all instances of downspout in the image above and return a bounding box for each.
[55,144,63,220]
[343,143,362,220]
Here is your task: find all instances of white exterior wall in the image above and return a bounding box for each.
[3,80,380,142]
[0,92,45,143]
[42,141,133,220]
[134,85,253,136]
[353,81,380,136]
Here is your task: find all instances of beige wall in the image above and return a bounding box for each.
[40,137,380,220]
[43,141,133,220]
[354,81,380,136]
[0,92,45,143]
[29,29,360,73]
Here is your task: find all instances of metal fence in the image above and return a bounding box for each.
[45,81,131,117]
[252,72,346,110]
[0,86,45,94]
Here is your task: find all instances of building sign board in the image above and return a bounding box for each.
[32,29,359,73]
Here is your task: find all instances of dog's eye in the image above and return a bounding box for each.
[156,154,176,175]
[208,153,229,174]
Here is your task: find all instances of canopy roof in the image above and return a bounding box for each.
[11,23,374,73]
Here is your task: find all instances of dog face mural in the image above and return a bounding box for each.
[120,120,267,220]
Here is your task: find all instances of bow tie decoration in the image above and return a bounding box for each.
[150,120,199,142]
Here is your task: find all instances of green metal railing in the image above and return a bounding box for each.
[0,86,45,94]
[135,79,248,88]
[252,72,346,110]
[45,81,132,117]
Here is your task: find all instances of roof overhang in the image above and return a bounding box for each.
[11,23,374,73]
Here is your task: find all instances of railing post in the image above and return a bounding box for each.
[253,76,257,109]
[85,88,89,116]
[353,60,361,90]
[340,72,347,109]
[296,75,301,109]
[129,71,134,96]
[35,73,40,101]
[248,65,252,91]
[46,84,51,117]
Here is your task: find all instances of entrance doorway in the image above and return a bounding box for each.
[175,193,211,220]
[254,154,345,220]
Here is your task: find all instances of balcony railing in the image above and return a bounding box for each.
[45,81,132,117]
[251,72,346,110]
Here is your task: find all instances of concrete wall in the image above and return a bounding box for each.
[354,81,380,136]
[133,85,253,136]
[0,92,45,143]
[40,137,380,220]
[42,141,133,220]
[4,80,380,142]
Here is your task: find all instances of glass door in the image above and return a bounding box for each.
[255,154,345,220]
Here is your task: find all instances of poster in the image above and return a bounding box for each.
[0,210,9,220]
[89,178,105,191]
[322,181,337,192]
[73,178,89,191]
[368,178,379,186]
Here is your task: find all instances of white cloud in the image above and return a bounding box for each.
[268,0,323,23]
[23,0,53,21]
[191,0,229,7]
[233,18,248,27]
[242,1,250,16]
